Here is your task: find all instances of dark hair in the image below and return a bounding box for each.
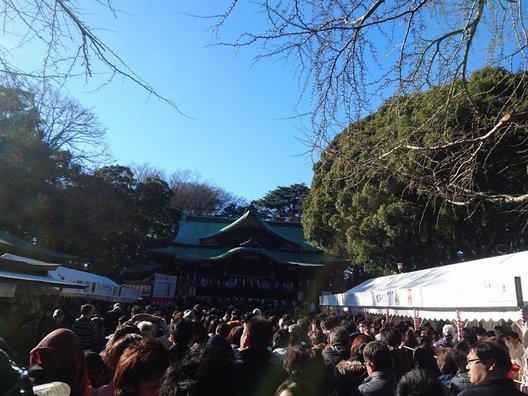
[169,318,194,345]
[85,351,105,389]
[396,368,445,396]
[453,341,470,373]
[363,341,393,371]
[81,304,94,315]
[405,328,418,348]
[274,378,315,396]
[380,327,402,348]
[329,326,350,346]
[308,329,326,346]
[471,341,512,372]
[216,322,231,338]
[321,315,339,331]
[435,347,457,375]
[100,333,143,383]
[461,328,478,345]
[273,329,290,349]
[245,316,273,348]
[160,344,236,396]
[282,347,311,377]
[114,339,173,396]
[510,331,520,340]
[413,345,440,375]
[107,324,141,348]
[227,325,244,347]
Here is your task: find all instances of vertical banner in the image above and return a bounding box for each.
[151,273,178,307]
[413,308,420,332]
[456,309,463,340]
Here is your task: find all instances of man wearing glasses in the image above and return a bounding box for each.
[459,341,524,395]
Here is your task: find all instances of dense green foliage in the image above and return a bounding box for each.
[252,183,310,222]
[303,68,528,276]
[0,86,179,277]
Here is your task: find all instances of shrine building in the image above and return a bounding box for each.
[151,209,343,304]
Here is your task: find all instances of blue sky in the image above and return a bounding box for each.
[52,1,317,202]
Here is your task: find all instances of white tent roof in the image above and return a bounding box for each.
[48,266,141,303]
[320,251,528,322]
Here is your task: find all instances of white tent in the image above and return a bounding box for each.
[320,251,528,322]
[48,266,141,302]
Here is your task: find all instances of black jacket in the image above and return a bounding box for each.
[235,347,287,396]
[322,343,350,368]
[357,371,397,396]
[458,377,524,396]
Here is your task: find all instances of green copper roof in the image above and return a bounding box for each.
[150,245,343,266]
[174,210,321,252]
[151,210,345,267]
[0,230,74,263]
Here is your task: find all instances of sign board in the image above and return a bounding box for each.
[151,273,177,307]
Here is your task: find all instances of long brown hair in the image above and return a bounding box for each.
[114,339,173,396]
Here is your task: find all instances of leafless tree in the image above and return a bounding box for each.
[129,162,168,183]
[208,0,528,207]
[36,85,110,166]
[0,0,179,112]
[169,170,246,215]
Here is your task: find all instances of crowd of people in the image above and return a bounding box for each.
[1,299,527,396]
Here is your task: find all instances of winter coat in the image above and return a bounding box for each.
[357,371,397,396]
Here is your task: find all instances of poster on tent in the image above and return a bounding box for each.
[151,273,178,307]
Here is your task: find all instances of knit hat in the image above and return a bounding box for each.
[442,324,456,338]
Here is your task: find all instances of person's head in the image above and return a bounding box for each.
[308,329,326,347]
[435,347,457,375]
[53,309,65,322]
[169,318,194,346]
[328,326,350,347]
[380,327,402,348]
[101,333,143,373]
[442,324,456,341]
[108,324,141,347]
[215,322,232,339]
[474,326,487,341]
[405,328,418,348]
[131,305,145,316]
[240,316,273,349]
[85,351,106,389]
[395,368,445,396]
[114,339,173,396]
[362,341,393,374]
[413,345,439,374]
[282,347,311,377]
[321,315,339,332]
[159,344,236,396]
[29,328,89,396]
[273,328,290,349]
[137,321,157,339]
[466,341,512,385]
[81,304,94,317]
[227,325,244,347]
[508,331,520,345]
[357,320,368,334]
[461,327,478,345]
[274,378,315,396]
[350,334,372,358]
[452,341,470,373]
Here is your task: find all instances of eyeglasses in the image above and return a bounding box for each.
[467,358,482,366]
